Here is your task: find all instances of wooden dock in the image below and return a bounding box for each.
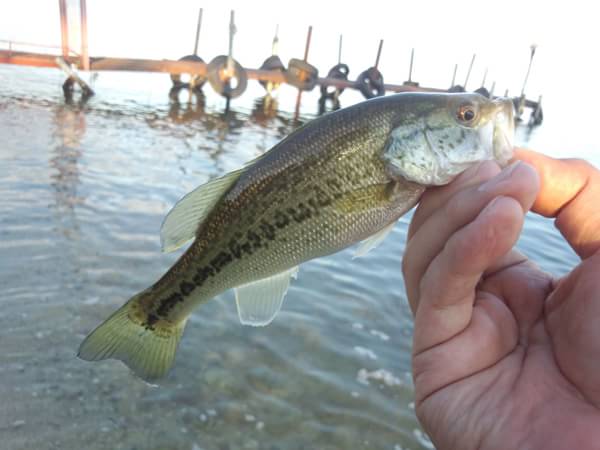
[0,0,543,123]
[0,49,447,95]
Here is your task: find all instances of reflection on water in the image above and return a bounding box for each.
[0,65,581,450]
[50,102,86,240]
[250,95,280,126]
[168,86,207,123]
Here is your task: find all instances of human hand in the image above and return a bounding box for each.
[403,148,600,450]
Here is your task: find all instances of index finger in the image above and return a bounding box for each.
[514,148,600,259]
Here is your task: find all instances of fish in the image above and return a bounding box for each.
[78,92,515,381]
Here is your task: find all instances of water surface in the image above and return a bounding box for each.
[0,64,585,450]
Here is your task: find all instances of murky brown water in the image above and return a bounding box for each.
[0,64,583,450]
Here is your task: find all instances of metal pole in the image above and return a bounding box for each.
[481,67,487,87]
[490,81,496,98]
[374,39,383,69]
[58,0,69,59]
[294,25,313,120]
[408,48,414,82]
[79,0,89,70]
[338,34,343,64]
[532,95,543,124]
[227,10,236,76]
[451,64,457,86]
[272,24,279,56]
[303,25,313,61]
[193,8,203,56]
[521,44,537,96]
[464,54,475,89]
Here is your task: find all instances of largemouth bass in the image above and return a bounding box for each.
[79,93,514,381]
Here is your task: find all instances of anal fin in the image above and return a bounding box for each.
[234,266,299,326]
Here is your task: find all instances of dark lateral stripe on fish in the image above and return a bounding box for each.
[150,190,342,320]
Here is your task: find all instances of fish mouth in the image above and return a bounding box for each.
[492,98,515,165]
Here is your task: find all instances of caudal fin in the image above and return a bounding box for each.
[78,297,187,382]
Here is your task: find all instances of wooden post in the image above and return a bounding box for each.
[80,0,89,70]
[58,0,69,59]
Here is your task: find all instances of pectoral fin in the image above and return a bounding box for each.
[333,182,396,215]
[234,266,299,326]
[335,180,424,258]
[160,169,243,252]
[353,221,397,258]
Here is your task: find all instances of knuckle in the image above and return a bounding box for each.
[563,158,597,178]
[442,191,470,223]
[448,223,494,270]
[563,157,590,168]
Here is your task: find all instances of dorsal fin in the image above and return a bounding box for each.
[160,169,243,252]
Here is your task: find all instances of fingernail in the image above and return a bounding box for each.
[477,161,521,192]
[481,196,503,215]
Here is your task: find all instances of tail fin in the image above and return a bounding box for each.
[78,296,187,382]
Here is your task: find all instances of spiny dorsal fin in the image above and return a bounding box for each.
[160,169,243,253]
[234,266,299,326]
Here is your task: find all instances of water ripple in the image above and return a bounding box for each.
[0,64,580,450]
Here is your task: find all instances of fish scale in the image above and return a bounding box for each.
[145,104,420,323]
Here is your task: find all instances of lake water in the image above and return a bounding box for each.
[0,63,590,450]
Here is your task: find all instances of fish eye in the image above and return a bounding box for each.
[456,104,478,124]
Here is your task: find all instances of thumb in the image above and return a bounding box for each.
[514,148,600,259]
